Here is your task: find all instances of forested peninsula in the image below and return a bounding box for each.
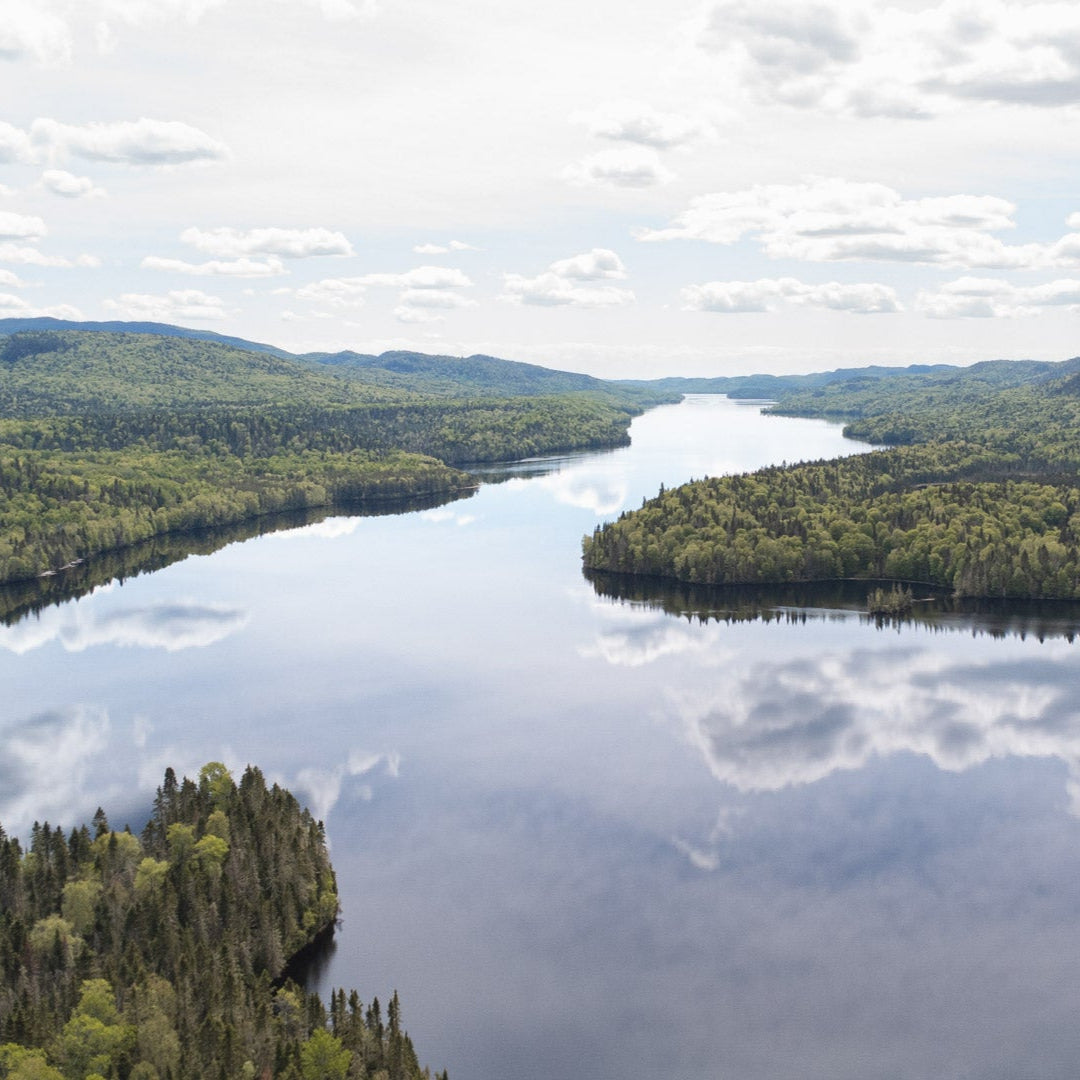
[585,356,1080,600]
[0,764,443,1080]
[0,326,673,586]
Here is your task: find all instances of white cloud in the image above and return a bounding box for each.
[141,254,286,276]
[275,0,378,20]
[104,288,229,320]
[41,169,107,199]
[31,117,229,165]
[502,248,635,308]
[100,0,229,24]
[0,244,100,269]
[0,292,83,319]
[685,276,902,313]
[413,239,476,255]
[295,278,366,309]
[356,265,473,289]
[696,0,1080,117]
[502,272,635,308]
[641,177,1080,270]
[99,0,376,28]
[0,3,72,65]
[573,101,707,148]
[393,288,478,324]
[182,225,353,258]
[0,269,24,287]
[562,147,675,189]
[0,122,34,164]
[549,248,627,281]
[397,288,477,309]
[0,212,47,241]
[917,275,1080,317]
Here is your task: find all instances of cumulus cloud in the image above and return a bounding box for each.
[0,3,72,65]
[917,275,1080,317]
[502,249,635,308]
[100,0,376,29]
[0,211,47,241]
[641,177,1080,270]
[549,248,627,281]
[41,169,107,199]
[684,276,902,313]
[393,287,478,324]
[0,122,35,164]
[562,147,675,189]
[413,240,476,254]
[0,292,83,319]
[182,225,353,258]
[696,0,1080,117]
[297,265,474,320]
[141,254,286,277]
[355,266,473,289]
[100,0,229,23]
[0,243,99,268]
[104,288,229,320]
[573,101,707,148]
[31,117,228,165]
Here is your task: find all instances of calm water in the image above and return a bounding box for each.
[4,395,1080,1080]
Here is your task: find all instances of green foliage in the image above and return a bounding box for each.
[0,767,441,1080]
[585,356,1080,599]
[0,329,664,586]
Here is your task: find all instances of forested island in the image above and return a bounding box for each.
[0,325,674,586]
[584,355,1080,600]
[0,764,443,1080]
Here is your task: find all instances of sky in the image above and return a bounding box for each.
[1,0,1080,377]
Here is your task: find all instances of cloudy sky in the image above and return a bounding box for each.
[2,0,1080,376]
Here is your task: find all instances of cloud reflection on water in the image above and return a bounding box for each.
[582,600,1080,813]
[0,705,111,833]
[0,598,248,655]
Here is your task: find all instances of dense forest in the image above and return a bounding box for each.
[0,764,443,1080]
[0,329,672,585]
[584,356,1080,600]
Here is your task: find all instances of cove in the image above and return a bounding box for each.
[2,395,1079,1080]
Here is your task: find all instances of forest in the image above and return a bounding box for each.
[0,329,672,585]
[584,355,1080,600]
[0,764,443,1080]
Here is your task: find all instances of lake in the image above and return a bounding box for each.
[3,394,1080,1080]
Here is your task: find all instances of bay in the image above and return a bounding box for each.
[3,394,1080,1080]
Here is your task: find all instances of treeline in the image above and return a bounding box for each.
[0,494,470,628]
[0,447,473,583]
[584,358,1080,599]
[0,764,444,1080]
[0,330,666,585]
[0,397,644,465]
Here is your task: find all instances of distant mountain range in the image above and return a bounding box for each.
[0,315,1057,401]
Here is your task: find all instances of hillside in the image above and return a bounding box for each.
[584,358,1080,601]
[0,327,671,586]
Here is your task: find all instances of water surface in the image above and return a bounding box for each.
[3,395,1079,1080]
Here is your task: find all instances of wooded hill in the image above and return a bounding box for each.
[0,764,444,1080]
[584,355,1080,600]
[0,327,674,586]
